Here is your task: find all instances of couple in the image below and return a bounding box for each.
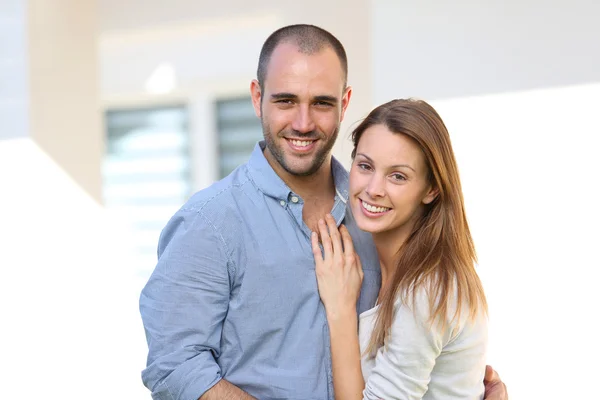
[140,24,507,399]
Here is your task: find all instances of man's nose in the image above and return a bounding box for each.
[291,104,316,134]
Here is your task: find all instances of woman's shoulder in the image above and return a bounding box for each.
[393,277,487,344]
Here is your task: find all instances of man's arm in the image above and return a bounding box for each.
[140,208,251,399]
[199,380,257,400]
[484,365,508,400]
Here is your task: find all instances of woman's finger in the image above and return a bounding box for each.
[339,224,355,256]
[356,248,364,280]
[341,225,363,280]
[317,219,333,260]
[325,214,343,258]
[311,231,323,266]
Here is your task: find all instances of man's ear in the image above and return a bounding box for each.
[340,85,353,122]
[250,79,262,118]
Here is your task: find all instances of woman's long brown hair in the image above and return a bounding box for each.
[351,99,487,354]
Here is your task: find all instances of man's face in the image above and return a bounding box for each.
[251,43,351,177]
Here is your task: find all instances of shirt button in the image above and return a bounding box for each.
[280,200,286,206]
[291,196,299,203]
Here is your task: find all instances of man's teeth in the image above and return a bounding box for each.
[290,139,312,147]
[362,201,390,213]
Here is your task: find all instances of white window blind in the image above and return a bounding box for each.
[216,97,263,178]
[103,106,191,279]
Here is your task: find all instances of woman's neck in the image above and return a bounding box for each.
[372,222,415,302]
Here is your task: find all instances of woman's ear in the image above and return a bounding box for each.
[422,185,439,205]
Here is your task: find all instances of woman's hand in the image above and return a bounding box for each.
[311,214,364,321]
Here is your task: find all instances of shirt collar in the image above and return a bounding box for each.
[247,141,349,202]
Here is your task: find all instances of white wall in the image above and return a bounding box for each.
[0,0,28,139]
[432,85,599,399]
[373,1,600,398]
[372,0,600,101]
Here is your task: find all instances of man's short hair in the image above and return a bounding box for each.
[257,24,348,91]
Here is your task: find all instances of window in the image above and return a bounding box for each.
[103,105,191,280]
[216,97,263,178]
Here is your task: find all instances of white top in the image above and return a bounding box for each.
[359,288,488,400]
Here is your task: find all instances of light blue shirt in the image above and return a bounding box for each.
[140,141,381,400]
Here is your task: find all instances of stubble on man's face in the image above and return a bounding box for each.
[261,114,339,177]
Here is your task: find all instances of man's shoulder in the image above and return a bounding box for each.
[181,165,252,215]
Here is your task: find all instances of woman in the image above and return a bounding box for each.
[312,99,488,399]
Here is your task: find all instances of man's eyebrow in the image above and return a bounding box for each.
[269,93,338,104]
[356,153,416,172]
[270,92,298,100]
[313,95,338,104]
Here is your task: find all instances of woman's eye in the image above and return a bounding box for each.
[391,173,406,181]
[357,163,371,171]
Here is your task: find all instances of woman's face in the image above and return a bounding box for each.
[349,124,437,237]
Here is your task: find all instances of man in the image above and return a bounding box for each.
[140,24,508,399]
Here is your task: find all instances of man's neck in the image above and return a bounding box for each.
[265,151,336,201]
[287,166,336,201]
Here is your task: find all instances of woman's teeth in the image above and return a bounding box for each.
[362,201,390,213]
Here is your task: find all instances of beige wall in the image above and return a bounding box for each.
[27,0,102,201]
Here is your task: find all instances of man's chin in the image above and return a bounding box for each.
[281,160,321,177]
[284,167,318,177]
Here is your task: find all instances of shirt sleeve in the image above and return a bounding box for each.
[140,208,232,400]
[363,288,486,400]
